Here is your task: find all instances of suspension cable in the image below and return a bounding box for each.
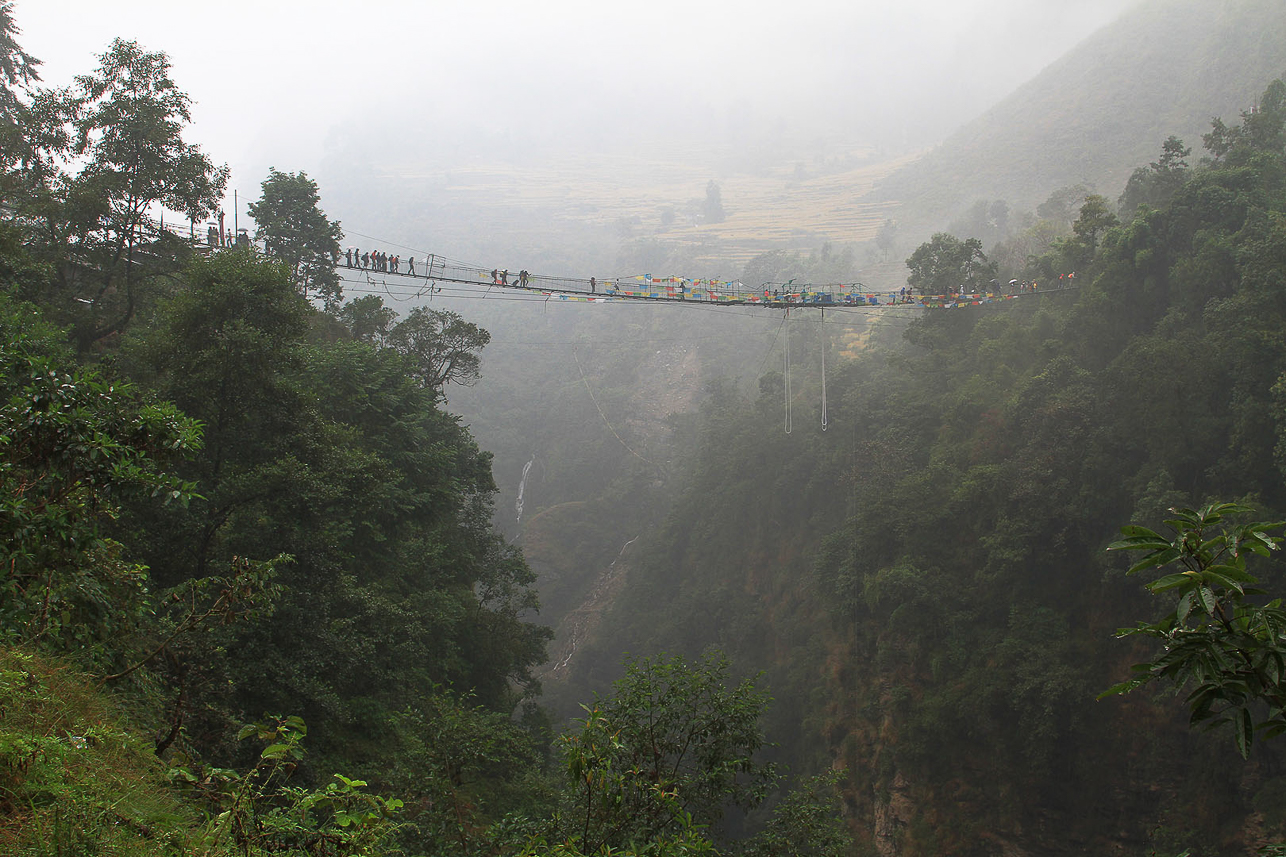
[820,308,828,432]
[573,345,656,468]
[783,309,793,435]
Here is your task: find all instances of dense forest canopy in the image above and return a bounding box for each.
[542,75,1286,856]
[5,2,1286,856]
[0,9,848,856]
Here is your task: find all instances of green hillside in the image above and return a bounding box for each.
[555,77,1286,854]
[11,4,1286,855]
[878,0,1286,235]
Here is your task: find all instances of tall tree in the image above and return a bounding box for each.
[905,232,993,295]
[0,3,62,218]
[874,218,898,262]
[1036,182,1092,225]
[0,1,39,118]
[388,307,491,397]
[703,179,726,224]
[123,252,311,582]
[948,199,1011,248]
[553,652,776,853]
[1118,135,1191,218]
[1204,79,1286,163]
[248,168,343,309]
[338,293,396,345]
[123,252,548,770]
[51,38,227,345]
[1067,193,1119,266]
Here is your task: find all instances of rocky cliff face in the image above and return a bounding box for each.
[873,771,915,857]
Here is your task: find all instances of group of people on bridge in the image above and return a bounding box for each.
[328,242,1078,310]
[1005,272,1075,294]
[491,269,531,288]
[346,247,416,276]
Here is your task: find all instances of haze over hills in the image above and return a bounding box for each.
[877,0,1286,239]
[13,0,1286,852]
[319,0,1286,291]
[435,0,1286,685]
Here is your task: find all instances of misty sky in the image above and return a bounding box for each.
[16,0,1138,211]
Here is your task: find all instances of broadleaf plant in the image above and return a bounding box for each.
[1101,502,1286,758]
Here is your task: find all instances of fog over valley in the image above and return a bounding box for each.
[9,1,1286,855]
[22,0,1138,266]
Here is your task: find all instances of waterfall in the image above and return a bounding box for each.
[516,455,534,522]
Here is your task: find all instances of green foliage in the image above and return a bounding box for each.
[122,249,311,493]
[1204,79,1286,164]
[338,294,396,345]
[0,4,45,209]
[1103,502,1286,758]
[177,715,404,856]
[13,12,1286,853]
[387,306,491,396]
[1067,193,1119,265]
[503,650,852,856]
[550,652,777,854]
[102,554,285,696]
[0,288,200,656]
[510,814,718,857]
[1036,183,1093,225]
[905,232,994,295]
[948,199,1011,249]
[0,648,404,857]
[0,2,39,119]
[0,648,202,855]
[0,1,39,209]
[581,77,1286,853]
[117,249,547,792]
[46,37,226,345]
[389,694,547,854]
[738,772,850,857]
[1119,136,1192,218]
[0,22,549,856]
[65,38,226,224]
[248,168,344,309]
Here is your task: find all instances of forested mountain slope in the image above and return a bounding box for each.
[878,0,1286,237]
[562,81,1286,854]
[10,4,1286,854]
[0,15,858,853]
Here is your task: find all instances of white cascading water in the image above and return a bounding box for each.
[515,455,534,522]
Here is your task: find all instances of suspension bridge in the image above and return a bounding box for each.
[330,250,1075,311]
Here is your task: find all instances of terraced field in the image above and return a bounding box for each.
[379,144,919,270]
